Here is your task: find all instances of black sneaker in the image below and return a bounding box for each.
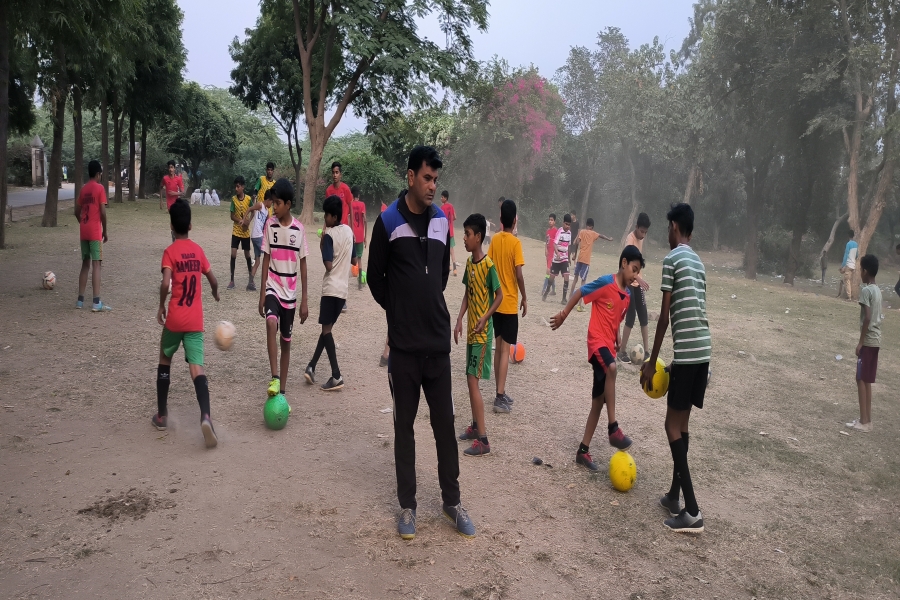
[659,494,681,517]
[617,352,631,364]
[492,396,511,414]
[664,509,704,533]
[609,428,633,450]
[304,365,315,385]
[575,451,599,472]
[459,424,479,441]
[463,439,491,456]
[321,376,344,391]
[151,413,167,431]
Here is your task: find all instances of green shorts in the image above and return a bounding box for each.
[161,328,204,365]
[466,342,492,379]
[80,240,102,261]
[449,236,456,248]
[353,242,365,258]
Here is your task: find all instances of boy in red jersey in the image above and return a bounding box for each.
[159,160,183,212]
[550,245,644,471]
[75,160,111,311]
[440,190,459,276]
[350,186,368,290]
[152,200,221,448]
[325,162,353,227]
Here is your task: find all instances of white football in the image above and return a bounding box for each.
[42,271,56,290]
[629,343,645,364]
[215,320,236,351]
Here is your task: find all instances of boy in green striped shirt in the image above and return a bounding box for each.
[641,203,710,534]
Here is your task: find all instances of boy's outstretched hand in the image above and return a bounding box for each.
[550,310,567,330]
[639,360,655,390]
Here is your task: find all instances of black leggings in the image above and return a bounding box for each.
[895,278,900,299]
[625,286,648,328]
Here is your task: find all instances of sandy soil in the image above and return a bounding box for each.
[1,199,898,599]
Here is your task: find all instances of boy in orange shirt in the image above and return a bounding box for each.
[570,218,613,311]
[619,212,651,361]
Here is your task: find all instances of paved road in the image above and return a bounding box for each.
[7,184,75,208]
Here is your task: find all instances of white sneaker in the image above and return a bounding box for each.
[851,421,872,432]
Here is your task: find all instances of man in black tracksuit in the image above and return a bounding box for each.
[368,146,476,540]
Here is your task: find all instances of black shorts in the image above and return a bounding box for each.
[319,296,344,325]
[231,235,250,251]
[264,294,296,342]
[550,261,569,275]
[492,311,518,345]
[667,362,709,410]
[589,347,616,398]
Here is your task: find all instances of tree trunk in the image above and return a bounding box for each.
[743,170,760,279]
[620,144,639,247]
[138,122,147,198]
[712,222,719,251]
[101,97,109,195]
[42,55,68,227]
[72,84,84,199]
[579,179,592,231]
[0,1,10,248]
[820,210,848,260]
[784,162,815,287]
[300,130,325,225]
[112,106,124,203]
[127,115,136,201]
[683,163,700,205]
[853,149,897,297]
[783,228,804,286]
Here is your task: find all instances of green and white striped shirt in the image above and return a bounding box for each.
[660,244,711,364]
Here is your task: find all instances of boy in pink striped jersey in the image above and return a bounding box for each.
[258,178,309,400]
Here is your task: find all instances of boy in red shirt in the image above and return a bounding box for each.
[159,160,183,211]
[75,160,111,311]
[542,213,558,297]
[152,200,221,448]
[440,190,459,276]
[350,186,367,290]
[550,245,644,471]
[325,162,353,227]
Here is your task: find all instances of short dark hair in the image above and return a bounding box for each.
[331,161,342,172]
[88,160,102,178]
[895,243,900,250]
[441,190,449,199]
[666,203,694,236]
[497,196,505,204]
[586,218,595,227]
[549,213,556,221]
[563,213,572,224]
[407,146,443,174]
[323,194,343,220]
[499,199,517,228]
[266,162,275,170]
[463,213,486,243]
[167,160,176,168]
[620,244,646,269]
[637,212,650,229]
[234,175,245,186]
[271,178,294,205]
[351,185,360,198]
[860,254,879,277]
[263,188,274,200]
[848,230,855,238]
[170,199,191,235]
[570,209,576,215]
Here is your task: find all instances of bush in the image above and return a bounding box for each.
[7,143,32,185]
[750,225,817,278]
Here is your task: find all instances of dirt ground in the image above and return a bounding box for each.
[1,199,898,600]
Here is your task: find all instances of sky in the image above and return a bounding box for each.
[179,0,697,135]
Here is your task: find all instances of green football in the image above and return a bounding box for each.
[263,394,290,430]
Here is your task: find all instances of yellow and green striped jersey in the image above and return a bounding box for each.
[462,255,501,345]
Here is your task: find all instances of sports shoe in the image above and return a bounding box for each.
[850,420,873,432]
[91,302,112,312]
[358,280,363,291]
[379,355,389,368]
[660,494,681,517]
[609,428,633,450]
[492,396,511,414]
[201,415,218,449]
[321,376,344,391]
[458,424,479,441]
[75,300,84,309]
[561,297,567,304]
[398,508,416,540]
[267,377,280,397]
[342,301,348,313]
[304,365,316,385]
[664,508,704,533]
[550,289,557,296]
[247,281,257,291]
[227,281,235,290]
[500,393,515,405]
[151,413,167,431]
[541,288,549,302]
[442,503,476,538]
[464,439,491,456]
[575,451,598,472]
[576,304,585,312]
[617,352,631,364]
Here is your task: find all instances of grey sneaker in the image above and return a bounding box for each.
[201,415,218,449]
[442,503,476,538]
[664,509,704,533]
[321,376,344,391]
[617,352,631,364]
[575,451,599,472]
[492,396,511,414]
[304,365,316,385]
[459,424,479,441]
[379,355,389,368]
[501,393,515,405]
[398,508,416,540]
[247,280,257,291]
[660,494,681,517]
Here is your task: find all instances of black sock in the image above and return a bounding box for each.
[78,295,84,302]
[93,297,100,305]
[578,442,589,455]
[310,334,327,369]
[230,256,236,280]
[472,420,477,430]
[323,332,340,378]
[245,254,252,273]
[562,280,569,301]
[193,375,211,418]
[608,421,619,435]
[480,436,489,445]
[668,432,689,500]
[669,438,699,516]
[156,365,170,417]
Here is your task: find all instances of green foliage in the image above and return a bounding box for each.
[751,226,817,279]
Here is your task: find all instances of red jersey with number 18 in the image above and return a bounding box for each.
[161,239,211,332]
